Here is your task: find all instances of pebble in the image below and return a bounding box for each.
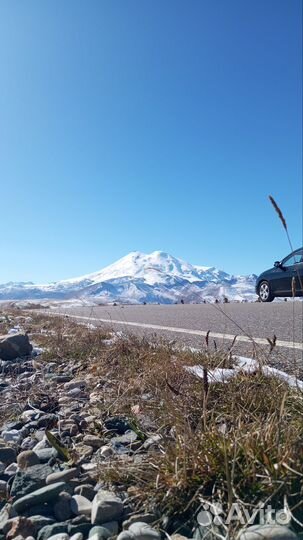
[237,524,298,539]
[64,380,87,391]
[91,490,124,525]
[46,534,69,540]
[0,447,16,465]
[74,484,96,501]
[68,522,92,537]
[83,435,104,449]
[111,430,138,446]
[101,521,119,535]
[34,448,58,462]
[46,467,78,485]
[81,462,98,473]
[13,482,67,514]
[88,525,112,539]
[37,523,68,540]
[28,515,55,533]
[117,523,161,540]
[75,444,93,459]
[123,514,156,530]
[53,492,73,521]
[20,410,37,423]
[143,435,162,450]
[99,445,114,458]
[0,479,7,496]
[17,450,40,469]
[70,494,92,516]
[10,464,53,499]
[1,430,22,444]
[69,534,84,540]
[21,437,37,451]
[54,375,72,384]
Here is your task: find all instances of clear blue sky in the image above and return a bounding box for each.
[0,0,302,282]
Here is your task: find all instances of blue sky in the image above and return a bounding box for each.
[0,0,302,282]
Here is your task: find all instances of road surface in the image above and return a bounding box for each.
[50,302,303,371]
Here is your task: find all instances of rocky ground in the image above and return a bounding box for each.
[0,311,302,540]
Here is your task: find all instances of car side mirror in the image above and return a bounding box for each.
[274,261,281,268]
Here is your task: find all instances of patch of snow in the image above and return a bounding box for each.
[186,355,303,390]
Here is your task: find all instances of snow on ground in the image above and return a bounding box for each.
[186,355,303,390]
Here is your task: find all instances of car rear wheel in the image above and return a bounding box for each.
[258,281,274,302]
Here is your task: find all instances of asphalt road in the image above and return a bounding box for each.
[51,302,303,370]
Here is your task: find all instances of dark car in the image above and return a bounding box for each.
[256,247,303,302]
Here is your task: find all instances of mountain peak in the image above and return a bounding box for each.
[0,250,257,303]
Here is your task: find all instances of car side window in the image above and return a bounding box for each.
[283,251,303,267]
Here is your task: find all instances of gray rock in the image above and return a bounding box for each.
[237,524,298,539]
[21,437,37,451]
[69,534,84,540]
[0,480,7,497]
[117,523,162,540]
[54,375,72,384]
[89,525,112,539]
[142,435,162,450]
[46,467,78,485]
[83,435,104,449]
[12,482,67,514]
[102,521,119,535]
[10,464,53,499]
[1,430,22,444]
[117,533,133,540]
[64,380,87,391]
[74,484,96,501]
[0,333,32,361]
[98,445,114,459]
[4,462,18,475]
[53,491,73,521]
[23,503,54,518]
[71,514,90,524]
[74,444,93,459]
[123,514,156,530]
[45,534,69,540]
[34,448,58,463]
[0,447,16,465]
[71,494,92,516]
[28,515,55,534]
[37,523,68,540]
[111,430,138,446]
[32,438,50,452]
[68,522,92,537]
[91,490,124,524]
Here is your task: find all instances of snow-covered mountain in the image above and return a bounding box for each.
[0,251,257,303]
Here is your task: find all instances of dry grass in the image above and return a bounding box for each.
[1,310,303,535]
[85,336,303,534]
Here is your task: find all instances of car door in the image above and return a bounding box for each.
[276,250,303,295]
[293,249,303,294]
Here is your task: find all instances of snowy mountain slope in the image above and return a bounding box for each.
[0,251,257,303]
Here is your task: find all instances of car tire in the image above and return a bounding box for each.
[258,281,274,302]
